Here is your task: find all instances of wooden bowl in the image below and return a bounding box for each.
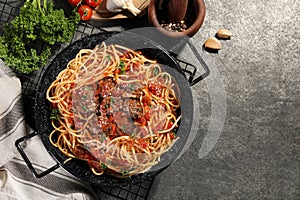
[148,0,206,38]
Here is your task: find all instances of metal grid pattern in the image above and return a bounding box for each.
[95,176,154,200]
[0,1,209,199]
[0,0,21,29]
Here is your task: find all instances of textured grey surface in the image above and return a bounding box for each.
[1,0,299,199]
[147,0,300,199]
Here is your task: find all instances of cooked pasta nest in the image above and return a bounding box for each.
[46,42,181,177]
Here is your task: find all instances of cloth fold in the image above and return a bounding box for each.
[0,60,98,200]
[0,59,29,167]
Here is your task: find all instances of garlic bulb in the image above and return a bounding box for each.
[106,0,141,16]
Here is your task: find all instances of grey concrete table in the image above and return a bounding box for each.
[147,0,299,199]
[2,0,299,199]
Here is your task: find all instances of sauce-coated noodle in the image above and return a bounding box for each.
[46,43,181,177]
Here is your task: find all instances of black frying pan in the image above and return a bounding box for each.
[16,31,195,187]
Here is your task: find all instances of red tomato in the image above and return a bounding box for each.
[51,102,57,108]
[142,95,151,106]
[68,0,81,6]
[136,117,147,126]
[167,122,173,129]
[168,133,175,140]
[144,109,151,121]
[85,0,102,8]
[77,5,93,21]
[137,139,148,149]
[148,83,163,97]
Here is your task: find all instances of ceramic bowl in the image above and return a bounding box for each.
[148,0,206,38]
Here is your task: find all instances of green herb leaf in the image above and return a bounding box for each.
[50,108,60,120]
[121,170,130,176]
[0,0,80,74]
[82,105,88,112]
[153,67,159,76]
[110,97,115,104]
[118,60,126,74]
[101,163,107,169]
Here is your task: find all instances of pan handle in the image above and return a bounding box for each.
[170,40,210,86]
[15,132,60,178]
[187,40,210,86]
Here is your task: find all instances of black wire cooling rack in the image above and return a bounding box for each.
[0,1,209,199]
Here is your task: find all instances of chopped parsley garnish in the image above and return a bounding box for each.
[81,94,88,101]
[128,83,135,91]
[153,67,159,76]
[0,0,80,74]
[110,97,115,104]
[50,108,59,120]
[119,60,125,68]
[106,55,111,60]
[100,135,106,142]
[83,144,89,150]
[118,60,126,74]
[101,163,107,169]
[82,105,88,112]
[121,170,130,176]
[131,132,136,138]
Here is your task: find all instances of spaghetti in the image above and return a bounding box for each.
[46,43,181,177]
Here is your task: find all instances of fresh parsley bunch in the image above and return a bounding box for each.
[0,0,80,74]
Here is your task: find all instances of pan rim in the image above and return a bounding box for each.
[34,31,194,187]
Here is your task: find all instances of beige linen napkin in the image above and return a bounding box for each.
[0,59,98,200]
[0,59,29,166]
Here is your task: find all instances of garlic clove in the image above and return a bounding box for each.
[204,37,222,50]
[216,29,233,39]
[125,0,141,16]
[106,0,141,16]
[106,0,125,13]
